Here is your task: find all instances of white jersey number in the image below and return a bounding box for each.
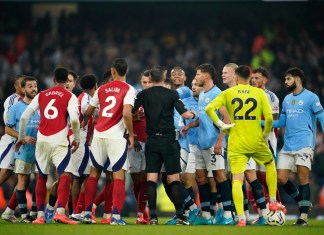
[101,96,116,117]
[44,99,58,119]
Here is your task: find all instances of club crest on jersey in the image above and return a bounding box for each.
[298,100,303,105]
[292,99,296,105]
[205,98,210,103]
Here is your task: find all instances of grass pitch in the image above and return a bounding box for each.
[1,218,324,235]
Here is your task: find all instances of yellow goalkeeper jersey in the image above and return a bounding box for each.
[207,84,273,154]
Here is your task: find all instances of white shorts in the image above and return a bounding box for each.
[196,147,225,172]
[0,135,16,170]
[277,147,313,172]
[14,159,36,174]
[90,137,128,172]
[68,139,91,178]
[128,141,146,173]
[35,141,73,175]
[185,144,197,174]
[177,148,189,173]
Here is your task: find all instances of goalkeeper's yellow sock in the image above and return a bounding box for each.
[232,180,244,216]
[265,160,277,200]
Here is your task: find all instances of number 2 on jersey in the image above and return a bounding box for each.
[102,96,116,117]
[232,97,257,120]
[44,99,58,119]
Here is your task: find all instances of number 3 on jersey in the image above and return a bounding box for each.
[44,99,58,119]
[102,96,116,117]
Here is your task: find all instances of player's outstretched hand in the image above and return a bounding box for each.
[134,139,142,152]
[216,120,235,133]
[71,140,80,153]
[15,139,26,153]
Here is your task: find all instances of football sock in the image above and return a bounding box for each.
[187,186,195,202]
[264,160,277,199]
[217,180,232,213]
[48,193,58,208]
[182,183,194,210]
[31,189,37,213]
[75,191,85,214]
[161,173,172,201]
[298,184,311,214]
[138,174,147,214]
[242,183,249,212]
[146,181,157,215]
[169,181,184,217]
[232,180,244,216]
[246,185,259,213]
[112,179,125,214]
[209,191,217,216]
[85,176,99,212]
[132,181,140,202]
[16,189,27,218]
[198,183,211,213]
[93,187,105,207]
[250,179,266,210]
[8,190,17,210]
[257,173,270,202]
[104,182,113,214]
[282,180,301,202]
[36,175,47,211]
[57,175,72,211]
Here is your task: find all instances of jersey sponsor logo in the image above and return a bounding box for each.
[298,100,303,105]
[286,109,304,114]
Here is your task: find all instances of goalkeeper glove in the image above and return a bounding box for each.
[215,120,235,133]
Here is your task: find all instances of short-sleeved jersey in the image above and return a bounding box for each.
[6,100,40,162]
[78,92,93,143]
[176,86,192,100]
[183,96,199,146]
[198,86,222,150]
[265,89,280,146]
[1,93,22,141]
[28,86,79,145]
[281,89,323,151]
[208,84,273,154]
[91,80,135,138]
[134,86,187,135]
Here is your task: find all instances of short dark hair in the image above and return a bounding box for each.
[164,77,174,89]
[68,70,79,81]
[80,74,97,90]
[252,67,269,79]
[195,64,216,80]
[103,69,112,80]
[149,67,164,82]
[142,70,150,77]
[285,67,305,81]
[54,67,69,83]
[111,58,128,76]
[14,74,26,84]
[235,65,251,80]
[21,76,37,88]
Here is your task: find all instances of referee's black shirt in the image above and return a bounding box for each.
[133,86,187,136]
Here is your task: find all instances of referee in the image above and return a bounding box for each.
[133,67,196,225]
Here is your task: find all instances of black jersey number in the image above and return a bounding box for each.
[231,98,257,120]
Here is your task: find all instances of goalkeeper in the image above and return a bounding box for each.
[205,65,279,227]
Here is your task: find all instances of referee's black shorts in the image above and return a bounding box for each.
[145,134,181,174]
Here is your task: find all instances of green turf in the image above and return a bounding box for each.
[1,218,324,235]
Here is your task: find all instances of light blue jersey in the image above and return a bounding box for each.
[6,101,40,163]
[176,86,192,100]
[276,89,323,151]
[198,86,222,150]
[174,87,191,152]
[183,96,199,146]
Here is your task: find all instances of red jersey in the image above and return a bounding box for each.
[133,105,147,142]
[91,80,135,138]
